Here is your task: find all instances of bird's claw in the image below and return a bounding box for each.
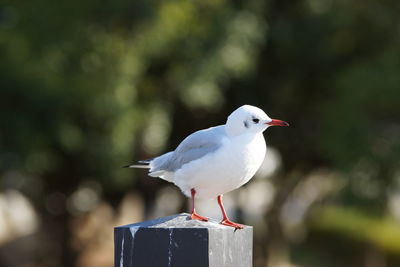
[220,219,244,229]
[190,212,209,222]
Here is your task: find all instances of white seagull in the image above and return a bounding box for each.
[125,105,289,229]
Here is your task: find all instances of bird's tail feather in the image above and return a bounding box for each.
[123,164,150,169]
[123,159,153,169]
[123,155,174,183]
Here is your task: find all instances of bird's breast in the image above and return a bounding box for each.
[225,134,266,185]
[173,133,266,198]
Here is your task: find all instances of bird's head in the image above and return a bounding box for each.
[225,105,289,136]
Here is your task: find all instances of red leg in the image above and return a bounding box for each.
[190,188,208,221]
[217,195,243,229]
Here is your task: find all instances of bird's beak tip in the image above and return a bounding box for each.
[267,119,289,127]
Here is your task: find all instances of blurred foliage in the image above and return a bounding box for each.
[1,0,400,266]
[311,206,400,254]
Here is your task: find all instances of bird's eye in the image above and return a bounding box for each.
[252,118,259,124]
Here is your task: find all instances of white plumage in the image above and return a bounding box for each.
[126,104,288,228]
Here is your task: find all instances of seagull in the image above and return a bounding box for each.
[125,105,289,229]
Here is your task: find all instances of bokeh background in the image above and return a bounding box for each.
[1,0,400,266]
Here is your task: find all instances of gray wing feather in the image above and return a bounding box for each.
[152,125,225,172]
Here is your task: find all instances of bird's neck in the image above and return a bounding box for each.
[225,125,260,138]
[229,131,263,143]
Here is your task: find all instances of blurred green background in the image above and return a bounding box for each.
[1,0,400,266]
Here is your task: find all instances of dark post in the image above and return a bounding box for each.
[114,213,253,267]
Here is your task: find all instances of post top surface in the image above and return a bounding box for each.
[115,213,252,230]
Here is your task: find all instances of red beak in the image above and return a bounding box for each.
[266,119,289,127]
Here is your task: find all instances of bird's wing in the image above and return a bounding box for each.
[153,125,226,172]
